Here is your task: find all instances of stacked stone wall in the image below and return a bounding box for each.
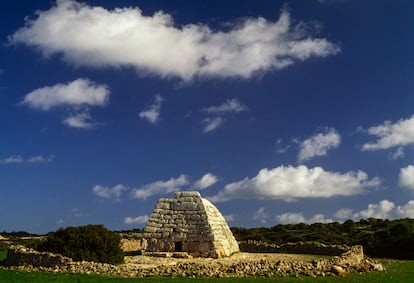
[2,245,71,268]
[239,240,349,256]
[143,191,239,258]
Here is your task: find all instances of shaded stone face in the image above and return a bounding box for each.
[142,191,239,258]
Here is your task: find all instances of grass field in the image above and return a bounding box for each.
[0,261,413,283]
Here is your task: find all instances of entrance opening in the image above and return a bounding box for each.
[174,242,183,252]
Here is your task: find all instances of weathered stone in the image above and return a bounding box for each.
[120,238,142,252]
[331,265,346,276]
[142,191,239,258]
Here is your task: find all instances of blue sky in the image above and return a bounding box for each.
[1,0,414,234]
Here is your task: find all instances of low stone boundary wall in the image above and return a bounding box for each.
[1,245,119,275]
[2,245,71,268]
[239,240,350,256]
[0,244,384,277]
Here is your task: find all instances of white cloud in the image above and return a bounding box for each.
[0,156,24,164]
[353,200,395,219]
[20,78,108,129]
[202,98,248,132]
[298,128,341,163]
[252,207,269,224]
[276,212,332,224]
[27,155,54,163]
[20,78,109,111]
[362,115,414,151]
[131,174,189,200]
[96,173,214,201]
[63,110,97,129]
[193,173,218,190]
[208,165,380,202]
[334,208,353,220]
[276,212,305,224]
[72,207,88,217]
[389,147,405,160]
[139,94,164,124]
[204,98,248,115]
[203,117,225,133]
[309,214,334,223]
[335,199,414,220]
[10,0,340,81]
[124,215,149,225]
[276,138,291,153]
[396,200,414,218]
[0,155,54,164]
[92,184,128,201]
[399,165,414,192]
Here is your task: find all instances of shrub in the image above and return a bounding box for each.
[38,225,124,264]
[0,241,8,251]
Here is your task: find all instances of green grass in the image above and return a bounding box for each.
[0,251,7,262]
[0,261,413,283]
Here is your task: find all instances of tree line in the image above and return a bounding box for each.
[231,218,414,259]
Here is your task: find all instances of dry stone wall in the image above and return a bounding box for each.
[142,191,239,258]
[239,240,350,256]
[2,245,71,268]
[1,244,384,277]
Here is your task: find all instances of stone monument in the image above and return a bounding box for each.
[142,191,239,258]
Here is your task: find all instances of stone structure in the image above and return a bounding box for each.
[142,191,239,258]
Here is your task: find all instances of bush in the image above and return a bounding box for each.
[38,225,124,264]
[0,241,8,251]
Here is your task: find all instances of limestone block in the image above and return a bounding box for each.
[179,197,196,202]
[171,202,197,211]
[152,208,163,214]
[156,201,171,210]
[162,224,175,230]
[144,226,158,233]
[147,222,162,228]
[148,217,161,224]
[175,191,201,198]
[189,214,201,221]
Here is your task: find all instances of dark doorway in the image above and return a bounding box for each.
[174,242,183,252]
